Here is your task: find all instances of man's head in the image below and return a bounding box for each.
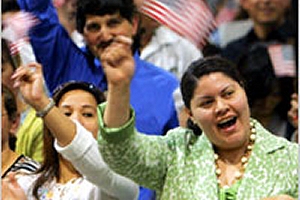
[240,0,291,27]
[76,0,140,56]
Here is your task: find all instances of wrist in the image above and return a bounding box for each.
[35,98,55,118]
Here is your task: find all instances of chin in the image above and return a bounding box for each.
[224,134,247,149]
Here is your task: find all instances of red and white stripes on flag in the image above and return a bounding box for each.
[140,0,216,49]
[2,11,39,65]
[9,38,30,55]
[268,44,296,77]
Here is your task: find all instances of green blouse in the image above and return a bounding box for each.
[97,104,298,200]
[219,181,240,200]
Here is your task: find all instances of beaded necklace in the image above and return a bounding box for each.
[214,121,256,188]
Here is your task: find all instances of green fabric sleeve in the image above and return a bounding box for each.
[97,102,136,143]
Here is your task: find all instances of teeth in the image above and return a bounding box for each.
[219,117,234,125]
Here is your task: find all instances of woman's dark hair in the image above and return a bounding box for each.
[2,84,18,121]
[2,84,18,150]
[180,56,244,110]
[76,0,140,52]
[32,81,105,199]
[52,81,106,105]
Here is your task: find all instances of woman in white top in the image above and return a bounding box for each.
[3,76,139,200]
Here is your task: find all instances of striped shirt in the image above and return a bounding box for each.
[2,155,40,178]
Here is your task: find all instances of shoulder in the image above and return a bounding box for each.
[164,127,199,149]
[255,120,298,157]
[221,31,252,61]
[13,155,40,174]
[135,56,179,85]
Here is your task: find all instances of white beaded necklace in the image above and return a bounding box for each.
[214,121,256,188]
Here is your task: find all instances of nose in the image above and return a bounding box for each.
[97,26,113,42]
[215,98,229,116]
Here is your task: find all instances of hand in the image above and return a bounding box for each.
[11,62,50,111]
[2,173,27,200]
[100,36,135,88]
[261,194,296,200]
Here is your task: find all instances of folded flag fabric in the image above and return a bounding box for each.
[140,0,216,49]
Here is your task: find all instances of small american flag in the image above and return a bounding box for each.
[140,0,216,49]
[2,11,39,42]
[2,11,38,65]
[268,44,296,77]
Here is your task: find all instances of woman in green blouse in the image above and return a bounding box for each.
[12,36,297,200]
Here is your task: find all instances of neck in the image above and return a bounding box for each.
[215,122,256,188]
[139,27,156,51]
[253,20,284,40]
[215,143,248,164]
[58,156,81,184]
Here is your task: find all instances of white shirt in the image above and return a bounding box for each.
[18,174,108,200]
[54,121,139,200]
[140,26,202,80]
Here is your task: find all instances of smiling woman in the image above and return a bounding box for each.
[95,55,297,200]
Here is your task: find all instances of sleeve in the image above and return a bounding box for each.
[17,0,51,13]
[54,121,139,200]
[97,103,170,192]
[17,0,87,93]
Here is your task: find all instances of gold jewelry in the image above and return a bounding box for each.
[214,121,256,188]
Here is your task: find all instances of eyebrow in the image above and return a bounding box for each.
[60,104,97,110]
[194,84,233,101]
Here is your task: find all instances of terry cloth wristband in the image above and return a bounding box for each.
[36,98,55,118]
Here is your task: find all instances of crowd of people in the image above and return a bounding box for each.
[1,0,298,199]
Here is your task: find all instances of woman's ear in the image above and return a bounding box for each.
[179,107,192,127]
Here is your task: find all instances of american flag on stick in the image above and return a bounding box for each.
[2,11,39,66]
[268,44,296,77]
[140,0,216,49]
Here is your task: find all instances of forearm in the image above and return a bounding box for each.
[99,105,168,191]
[55,122,139,200]
[104,83,131,128]
[38,98,76,147]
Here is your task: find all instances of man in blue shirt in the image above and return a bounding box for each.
[5,0,180,199]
